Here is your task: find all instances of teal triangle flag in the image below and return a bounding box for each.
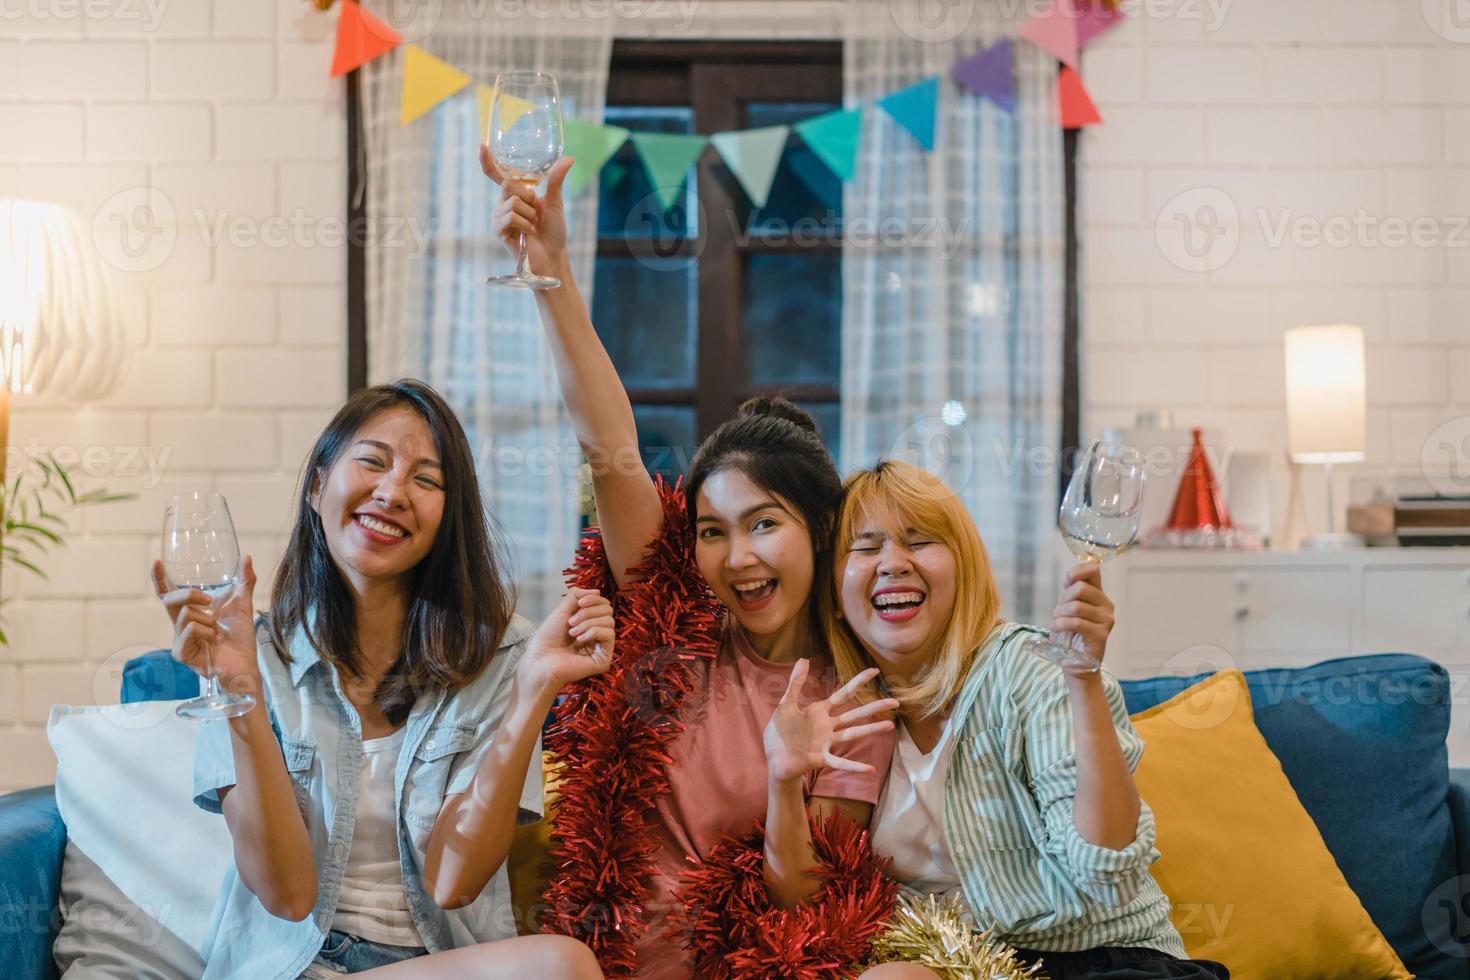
[561,120,630,199]
[710,125,790,209]
[877,76,940,150]
[793,107,863,182]
[630,132,708,213]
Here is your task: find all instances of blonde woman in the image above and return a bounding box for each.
[827,461,1227,980]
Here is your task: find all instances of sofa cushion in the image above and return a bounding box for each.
[1132,669,1411,978]
[1122,654,1464,979]
[120,650,199,704]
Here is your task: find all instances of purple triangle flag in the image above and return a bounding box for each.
[951,38,1016,112]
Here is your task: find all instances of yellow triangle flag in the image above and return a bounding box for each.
[474,84,536,140]
[401,45,471,125]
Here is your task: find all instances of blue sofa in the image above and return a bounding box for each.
[3,651,1468,979]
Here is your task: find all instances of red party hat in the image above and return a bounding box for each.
[1167,428,1232,530]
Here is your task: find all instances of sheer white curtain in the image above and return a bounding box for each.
[360,6,612,617]
[842,1,1067,622]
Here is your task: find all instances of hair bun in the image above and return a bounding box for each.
[736,395,819,435]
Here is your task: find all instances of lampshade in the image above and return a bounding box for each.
[1284,324,1366,464]
[0,199,127,398]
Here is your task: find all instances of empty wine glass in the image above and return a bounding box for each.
[1023,441,1147,673]
[163,492,255,720]
[484,70,565,290]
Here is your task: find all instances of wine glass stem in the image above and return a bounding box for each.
[203,640,220,700]
[514,231,532,279]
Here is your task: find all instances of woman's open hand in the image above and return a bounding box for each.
[763,663,898,785]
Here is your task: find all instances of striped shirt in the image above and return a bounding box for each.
[926,620,1187,956]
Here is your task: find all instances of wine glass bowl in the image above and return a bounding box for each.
[485,70,565,290]
[1025,441,1147,673]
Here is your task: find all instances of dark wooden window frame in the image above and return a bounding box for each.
[345,43,1080,497]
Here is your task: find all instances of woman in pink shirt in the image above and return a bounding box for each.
[483,151,899,977]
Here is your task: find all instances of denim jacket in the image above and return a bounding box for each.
[192,613,541,980]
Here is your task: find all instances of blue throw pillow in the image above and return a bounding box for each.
[120,650,200,704]
[1122,654,1463,980]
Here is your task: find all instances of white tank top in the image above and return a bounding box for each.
[330,727,424,947]
[870,714,966,903]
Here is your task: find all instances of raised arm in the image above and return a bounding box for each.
[154,557,318,922]
[481,147,664,587]
[423,589,614,908]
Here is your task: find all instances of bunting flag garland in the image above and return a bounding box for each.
[562,119,631,199]
[401,45,471,124]
[1019,0,1080,69]
[323,0,1126,207]
[1059,65,1102,128]
[329,0,401,78]
[629,132,709,213]
[793,107,864,182]
[951,38,1016,112]
[710,126,790,209]
[877,76,940,150]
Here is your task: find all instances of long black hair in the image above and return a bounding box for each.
[270,379,515,724]
[684,396,842,642]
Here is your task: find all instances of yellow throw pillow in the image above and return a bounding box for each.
[1130,669,1411,980]
[507,755,562,936]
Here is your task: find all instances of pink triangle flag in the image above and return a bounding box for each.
[1019,0,1080,69]
[1077,1,1125,46]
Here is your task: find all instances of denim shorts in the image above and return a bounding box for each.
[298,930,429,977]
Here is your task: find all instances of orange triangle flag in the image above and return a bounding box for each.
[1059,66,1101,128]
[330,0,401,79]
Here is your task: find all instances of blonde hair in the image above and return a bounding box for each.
[825,460,1003,719]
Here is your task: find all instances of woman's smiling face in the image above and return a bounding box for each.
[838,519,958,672]
[310,407,445,589]
[693,468,815,642]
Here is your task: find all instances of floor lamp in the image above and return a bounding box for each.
[0,200,129,594]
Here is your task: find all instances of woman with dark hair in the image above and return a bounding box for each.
[483,154,900,977]
[153,379,611,978]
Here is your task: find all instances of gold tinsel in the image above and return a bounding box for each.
[868,893,1049,980]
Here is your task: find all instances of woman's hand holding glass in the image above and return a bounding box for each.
[482,148,574,282]
[152,553,262,699]
[1047,560,1117,682]
[519,586,615,696]
[763,663,899,785]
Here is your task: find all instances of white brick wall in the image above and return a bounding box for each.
[1082,1,1470,547]
[0,0,343,791]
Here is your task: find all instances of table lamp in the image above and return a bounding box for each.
[1283,324,1365,549]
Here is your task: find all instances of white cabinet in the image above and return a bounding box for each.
[1106,548,1470,763]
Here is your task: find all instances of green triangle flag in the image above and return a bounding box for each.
[562,119,630,199]
[793,107,863,182]
[630,132,709,213]
[710,125,790,209]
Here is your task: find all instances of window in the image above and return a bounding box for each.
[590,41,844,482]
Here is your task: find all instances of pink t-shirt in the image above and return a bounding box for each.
[633,624,896,978]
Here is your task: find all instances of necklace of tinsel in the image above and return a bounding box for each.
[538,479,900,977]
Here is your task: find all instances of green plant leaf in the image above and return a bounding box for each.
[9,521,62,545]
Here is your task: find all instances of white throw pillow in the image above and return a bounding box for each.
[47,702,233,979]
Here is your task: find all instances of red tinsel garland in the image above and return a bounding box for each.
[540,479,723,975]
[540,480,899,977]
[669,810,901,980]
